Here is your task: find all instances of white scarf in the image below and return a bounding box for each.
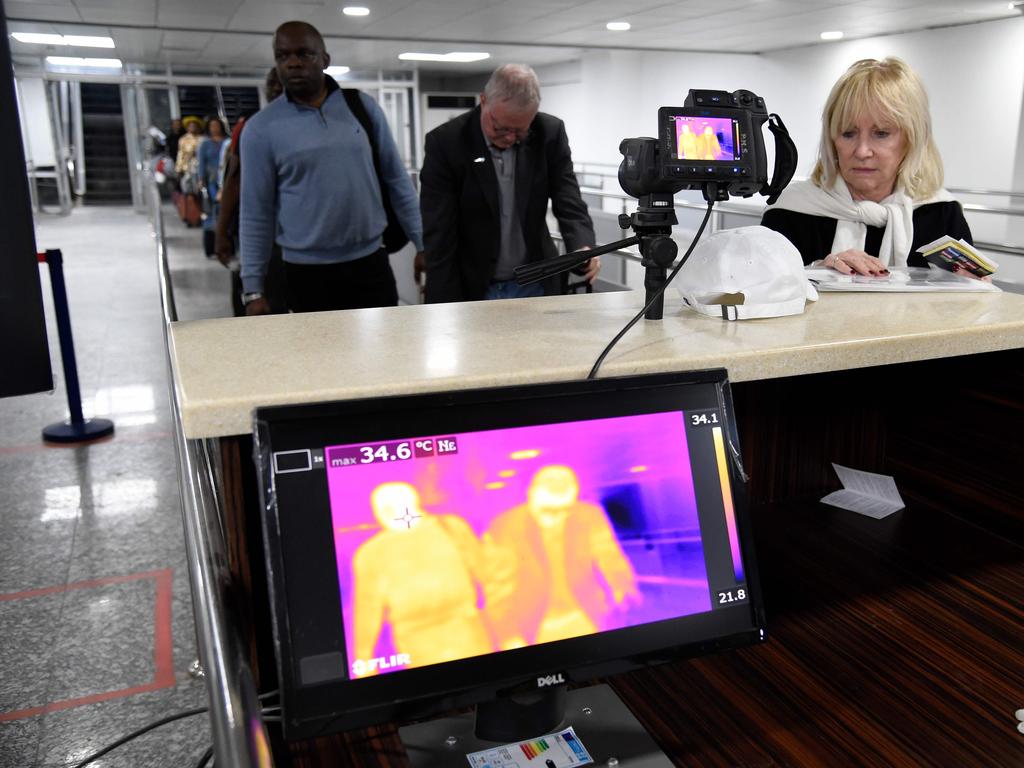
[768,178,953,267]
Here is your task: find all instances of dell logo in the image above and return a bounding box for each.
[536,673,565,688]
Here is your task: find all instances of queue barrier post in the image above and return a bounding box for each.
[38,249,115,444]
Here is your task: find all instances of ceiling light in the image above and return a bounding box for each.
[46,56,122,68]
[12,32,69,45]
[606,21,631,31]
[398,51,490,63]
[324,65,350,76]
[12,32,115,48]
[820,30,844,40]
[63,35,115,48]
[342,6,370,15]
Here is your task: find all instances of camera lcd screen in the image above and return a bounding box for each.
[325,410,743,679]
[671,115,739,161]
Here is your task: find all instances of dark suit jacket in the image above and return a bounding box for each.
[420,107,596,303]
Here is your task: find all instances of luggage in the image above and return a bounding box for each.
[177,192,202,227]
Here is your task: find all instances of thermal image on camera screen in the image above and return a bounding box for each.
[323,411,726,679]
[672,115,738,161]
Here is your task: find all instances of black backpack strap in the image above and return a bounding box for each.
[342,88,384,182]
[341,88,409,253]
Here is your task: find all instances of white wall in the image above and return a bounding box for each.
[764,18,1024,196]
[538,15,1024,273]
[539,49,779,168]
[14,76,55,168]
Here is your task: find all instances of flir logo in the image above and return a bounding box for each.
[536,673,565,688]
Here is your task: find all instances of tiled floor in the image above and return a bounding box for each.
[0,202,233,767]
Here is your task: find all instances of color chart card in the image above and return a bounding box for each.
[466,726,593,767]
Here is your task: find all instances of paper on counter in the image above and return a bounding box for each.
[820,463,905,519]
[466,726,593,768]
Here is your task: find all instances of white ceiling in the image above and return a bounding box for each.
[5,0,1022,74]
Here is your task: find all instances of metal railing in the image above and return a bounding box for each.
[574,167,1024,259]
[149,173,269,767]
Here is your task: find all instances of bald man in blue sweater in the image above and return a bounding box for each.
[239,21,422,315]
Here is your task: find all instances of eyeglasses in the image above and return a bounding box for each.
[273,48,321,64]
[486,110,531,141]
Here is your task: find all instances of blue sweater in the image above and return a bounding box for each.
[239,81,423,293]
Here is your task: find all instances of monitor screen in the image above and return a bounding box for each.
[255,370,764,741]
[669,114,740,161]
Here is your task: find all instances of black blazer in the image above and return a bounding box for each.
[420,107,596,303]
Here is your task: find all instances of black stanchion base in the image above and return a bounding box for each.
[42,418,115,444]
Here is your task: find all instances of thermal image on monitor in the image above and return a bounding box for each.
[325,412,713,679]
[673,115,737,161]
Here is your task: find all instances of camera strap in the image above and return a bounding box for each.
[762,113,798,205]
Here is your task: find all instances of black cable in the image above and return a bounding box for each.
[71,707,208,768]
[70,689,280,768]
[193,745,214,768]
[587,199,716,379]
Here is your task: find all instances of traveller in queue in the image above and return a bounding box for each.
[761,57,974,277]
[239,20,422,315]
[215,68,288,316]
[419,63,598,303]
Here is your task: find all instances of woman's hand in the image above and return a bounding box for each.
[826,249,889,276]
[951,264,994,283]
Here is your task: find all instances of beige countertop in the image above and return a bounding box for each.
[170,289,1024,438]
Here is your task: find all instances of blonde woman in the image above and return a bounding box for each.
[762,57,972,277]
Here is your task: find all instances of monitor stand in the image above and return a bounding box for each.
[400,683,673,767]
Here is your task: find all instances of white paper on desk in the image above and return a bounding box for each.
[820,464,905,519]
[805,266,999,292]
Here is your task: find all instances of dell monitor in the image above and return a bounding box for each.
[254,369,765,763]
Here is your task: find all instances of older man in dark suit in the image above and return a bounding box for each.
[420,63,598,303]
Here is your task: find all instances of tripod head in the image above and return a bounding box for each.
[513,188,696,320]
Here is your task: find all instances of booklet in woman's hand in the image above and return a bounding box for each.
[916,236,998,277]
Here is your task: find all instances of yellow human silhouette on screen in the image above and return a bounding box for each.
[352,482,492,672]
[698,126,722,160]
[482,465,640,650]
[677,124,697,159]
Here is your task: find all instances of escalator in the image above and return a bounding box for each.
[220,86,259,128]
[80,83,131,204]
[177,84,259,131]
[177,84,218,123]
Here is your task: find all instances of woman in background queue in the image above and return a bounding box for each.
[761,57,976,278]
[197,116,229,258]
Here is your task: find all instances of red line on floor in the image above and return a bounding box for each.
[0,568,179,722]
[152,568,176,689]
[0,680,172,721]
[0,568,171,603]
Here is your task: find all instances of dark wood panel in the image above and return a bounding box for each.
[732,349,1024,540]
[220,436,279,693]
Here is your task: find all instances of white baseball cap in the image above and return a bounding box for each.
[675,226,818,320]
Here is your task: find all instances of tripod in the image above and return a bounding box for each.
[513,192,679,320]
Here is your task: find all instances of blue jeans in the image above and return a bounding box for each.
[484,279,544,300]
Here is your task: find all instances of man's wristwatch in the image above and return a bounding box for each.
[241,291,264,305]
